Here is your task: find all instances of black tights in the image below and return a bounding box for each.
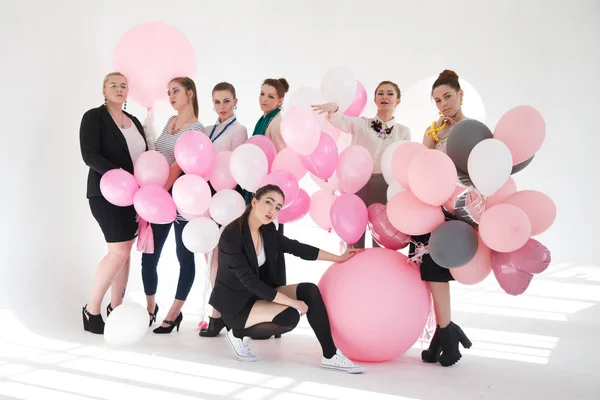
[233,283,337,358]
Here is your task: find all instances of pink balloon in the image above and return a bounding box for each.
[493,105,546,165]
[209,151,237,192]
[324,120,341,142]
[408,150,457,206]
[133,184,176,224]
[330,194,368,244]
[492,259,533,296]
[171,175,211,216]
[367,203,411,250]
[486,177,517,208]
[303,132,339,181]
[113,22,196,109]
[493,238,551,276]
[450,234,492,285]
[246,135,277,172]
[392,142,428,187]
[310,190,335,232]
[100,169,139,206]
[336,145,373,194]
[479,204,531,252]
[387,191,445,235]
[277,189,310,224]
[280,106,321,156]
[503,190,556,236]
[134,150,169,187]
[260,170,299,207]
[174,131,215,178]
[319,248,429,362]
[271,147,307,182]
[343,81,367,117]
[311,170,340,192]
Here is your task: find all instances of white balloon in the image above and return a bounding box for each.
[286,86,328,130]
[230,143,268,192]
[209,189,246,226]
[386,181,406,202]
[104,303,148,346]
[321,66,357,113]
[182,217,221,254]
[467,139,513,196]
[380,140,408,185]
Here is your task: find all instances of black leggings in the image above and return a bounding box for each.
[232,283,337,358]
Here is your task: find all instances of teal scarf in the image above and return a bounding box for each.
[252,108,281,136]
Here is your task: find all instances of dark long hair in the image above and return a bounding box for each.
[227,185,286,232]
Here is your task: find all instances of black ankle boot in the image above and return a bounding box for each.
[422,325,442,363]
[199,317,226,337]
[438,322,472,367]
[82,305,105,334]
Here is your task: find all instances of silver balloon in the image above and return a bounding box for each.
[443,174,486,226]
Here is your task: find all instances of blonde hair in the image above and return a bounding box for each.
[102,72,127,89]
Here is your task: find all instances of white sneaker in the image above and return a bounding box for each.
[320,350,365,374]
[225,329,257,362]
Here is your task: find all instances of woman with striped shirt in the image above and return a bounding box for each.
[141,77,205,334]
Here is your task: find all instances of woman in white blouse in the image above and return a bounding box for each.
[312,81,411,248]
[199,82,248,337]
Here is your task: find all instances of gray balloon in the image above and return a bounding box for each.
[511,155,534,175]
[428,220,478,268]
[446,119,493,174]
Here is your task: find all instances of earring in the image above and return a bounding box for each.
[438,111,441,115]
[104,98,107,105]
[234,105,237,110]
[460,101,464,105]
[213,107,216,111]
[124,100,127,111]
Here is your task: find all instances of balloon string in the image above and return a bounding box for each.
[409,240,429,266]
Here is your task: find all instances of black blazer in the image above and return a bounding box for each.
[209,215,319,315]
[79,105,147,198]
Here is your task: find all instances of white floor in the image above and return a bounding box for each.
[1,222,598,400]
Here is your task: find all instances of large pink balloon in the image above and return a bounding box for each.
[367,203,411,250]
[486,177,517,208]
[278,189,310,224]
[503,190,556,236]
[100,169,139,207]
[246,135,277,172]
[134,150,169,187]
[133,184,176,224]
[113,22,196,109]
[174,131,215,178]
[303,132,338,181]
[319,248,429,362]
[336,145,373,194]
[330,194,368,245]
[260,170,299,207]
[209,151,237,192]
[450,234,492,285]
[343,81,367,117]
[280,106,321,156]
[392,142,428,187]
[310,190,335,232]
[479,204,531,252]
[171,175,211,216]
[408,149,457,206]
[271,148,307,181]
[493,105,546,165]
[387,191,445,235]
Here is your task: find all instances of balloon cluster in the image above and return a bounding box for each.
[382,106,555,295]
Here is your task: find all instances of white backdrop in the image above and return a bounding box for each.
[0,0,597,332]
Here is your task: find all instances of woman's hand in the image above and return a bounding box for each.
[292,300,308,316]
[336,248,363,263]
[311,102,339,118]
[436,115,456,128]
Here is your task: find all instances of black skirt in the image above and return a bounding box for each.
[409,233,454,283]
[221,296,259,330]
[89,196,138,243]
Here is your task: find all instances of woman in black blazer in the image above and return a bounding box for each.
[209,184,365,373]
[79,72,147,334]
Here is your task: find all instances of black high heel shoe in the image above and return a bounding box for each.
[82,305,105,334]
[199,317,226,337]
[148,304,159,327]
[153,312,182,334]
[107,303,114,317]
[438,322,472,367]
[422,325,442,363]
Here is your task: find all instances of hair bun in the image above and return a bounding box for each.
[438,69,459,80]
[278,78,290,93]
